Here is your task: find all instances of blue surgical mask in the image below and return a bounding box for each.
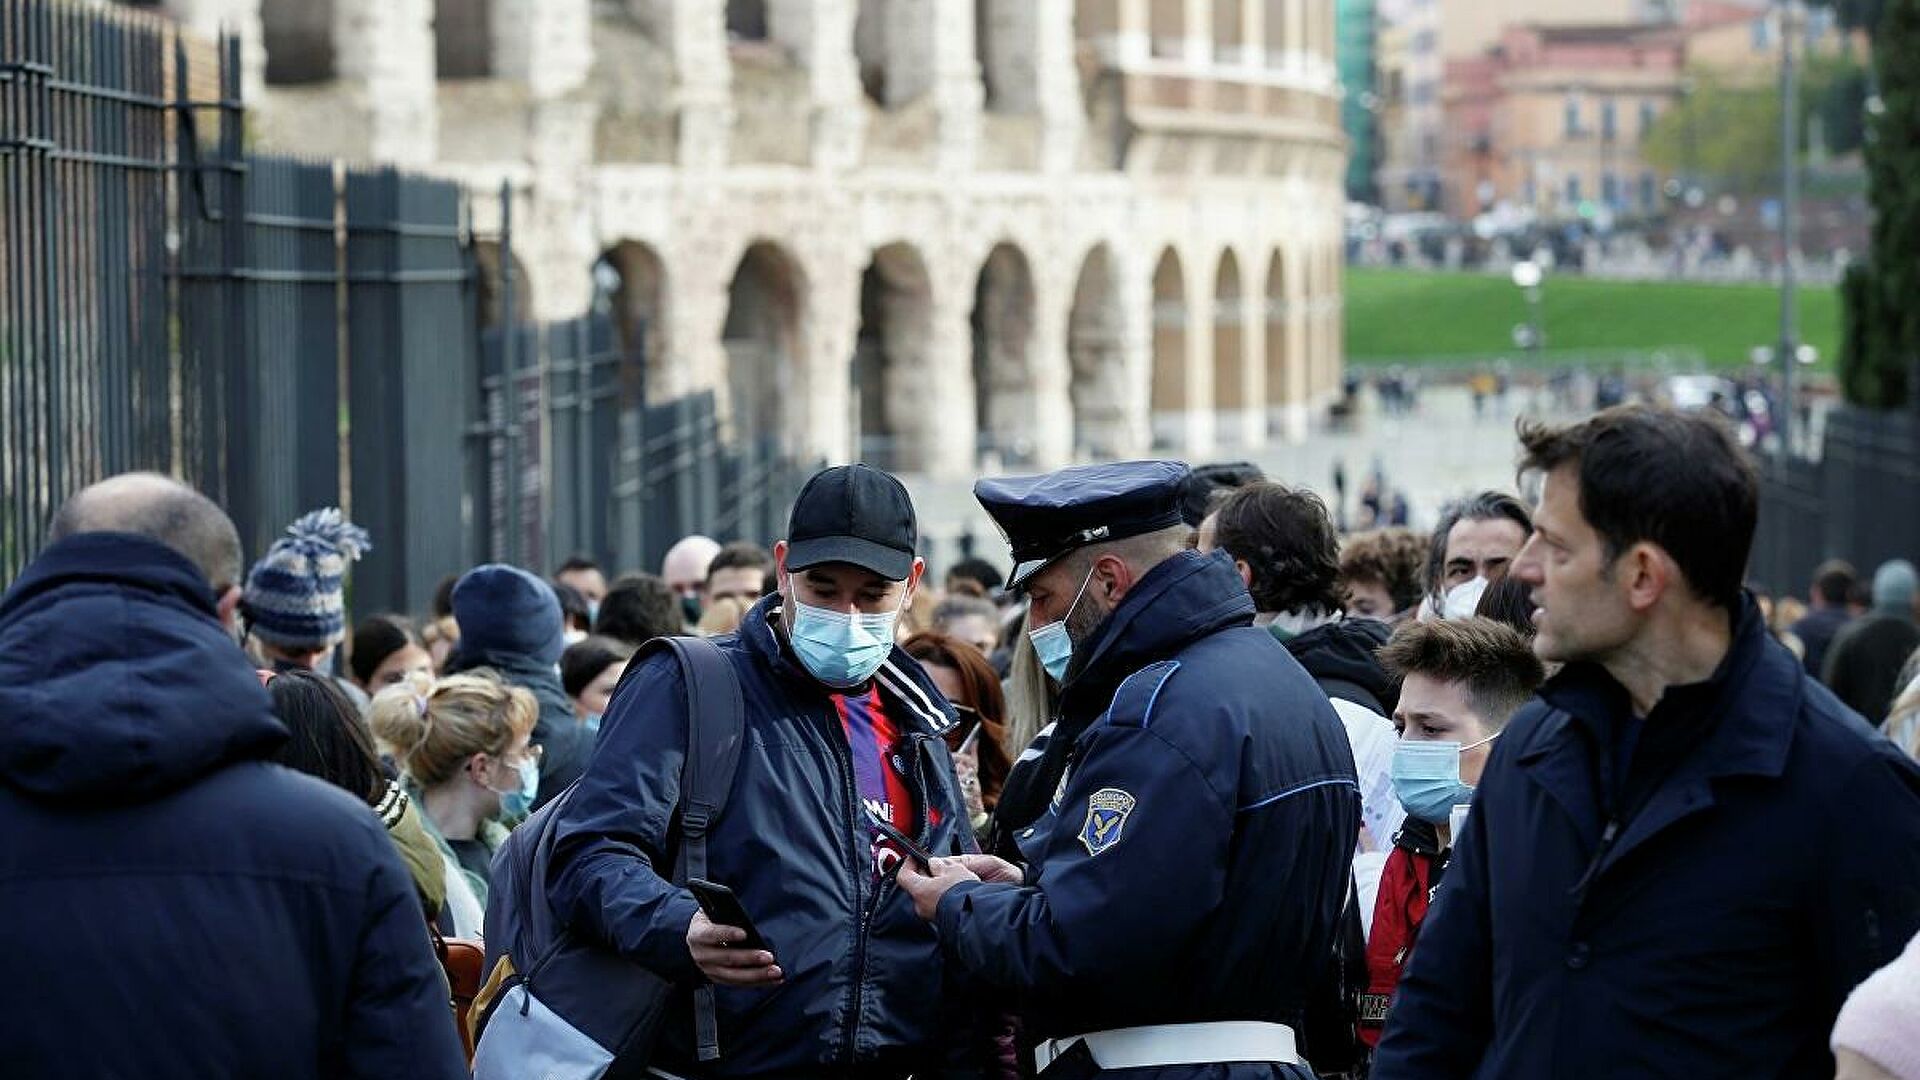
[1390,733,1498,824]
[1028,568,1097,685]
[786,583,905,689]
[587,600,601,624]
[493,756,540,821]
[584,712,602,736]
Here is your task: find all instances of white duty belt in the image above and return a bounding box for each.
[1033,1021,1301,1072]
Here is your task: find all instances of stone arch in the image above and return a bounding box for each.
[1264,248,1290,417]
[1212,250,1246,444]
[601,241,668,396]
[972,242,1038,467]
[1068,243,1128,461]
[852,243,935,472]
[1149,0,1184,59]
[262,0,336,84]
[727,0,770,41]
[855,0,934,108]
[1150,248,1187,451]
[721,241,808,452]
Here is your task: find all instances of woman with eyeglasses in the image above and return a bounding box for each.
[903,632,1013,839]
[369,673,540,938]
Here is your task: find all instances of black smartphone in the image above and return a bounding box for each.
[686,878,767,950]
[864,809,934,873]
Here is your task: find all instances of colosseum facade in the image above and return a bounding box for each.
[165,0,1347,479]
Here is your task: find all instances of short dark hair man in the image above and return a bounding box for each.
[0,474,465,1078]
[1199,480,1406,851]
[1789,559,1857,678]
[554,554,609,613]
[593,572,684,647]
[1373,407,1920,1079]
[548,465,983,1076]
[705,541,774,611]
[1424,491,1532,616]
[898,461,1359,1077]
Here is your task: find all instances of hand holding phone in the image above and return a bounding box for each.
[864,808,934,873]
[687,878,767,950]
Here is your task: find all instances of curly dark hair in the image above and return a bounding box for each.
[1212,481,1346,616]
[1340,528,1430,616]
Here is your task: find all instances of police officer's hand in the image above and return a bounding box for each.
[952,853,1024,885]
[686,911,784,988]
[896,856,981,920]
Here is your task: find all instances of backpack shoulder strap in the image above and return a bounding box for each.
[648,635,744,1063]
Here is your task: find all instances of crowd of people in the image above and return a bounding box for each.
[4,402,1920,1079]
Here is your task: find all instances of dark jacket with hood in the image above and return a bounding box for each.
[0,534,466,1080]
[1280,616,1398,716]
[548,594,987,1078]
[1374,598,1920,1079]
[448,564,592,811]
[939,550,1360,1073]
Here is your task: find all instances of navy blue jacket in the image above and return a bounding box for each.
[1374,599,1920,1079]
[549,595,984,1077]
[935,550,1361,1041]
[0,534,466,1079]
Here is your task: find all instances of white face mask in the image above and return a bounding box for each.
[1442,576,1490,620]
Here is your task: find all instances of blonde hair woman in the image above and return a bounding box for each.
[370,673,538,937]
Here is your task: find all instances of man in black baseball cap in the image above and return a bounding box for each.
[547,463,990,1077]
[897,460,1361,1079]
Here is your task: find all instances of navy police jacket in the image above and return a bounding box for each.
[935,550,1362,1038]
[1374,598,1920,1079]
[549,594,984,1078]
[0,534,465,1079]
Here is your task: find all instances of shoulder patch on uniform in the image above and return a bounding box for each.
[1080,788,1136,856]
[1106,660,1181,729]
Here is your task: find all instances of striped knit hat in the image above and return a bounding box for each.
[242,509,372,651]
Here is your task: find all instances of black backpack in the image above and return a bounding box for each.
[475,636,745,1075]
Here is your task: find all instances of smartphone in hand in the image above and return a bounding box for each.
[864,808,934,873]
[687,878,768,950]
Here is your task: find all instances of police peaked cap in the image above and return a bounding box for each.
[973,460,1193,591]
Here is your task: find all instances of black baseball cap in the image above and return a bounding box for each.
[785,464,918,581]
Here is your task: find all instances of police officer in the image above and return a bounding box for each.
[898,461,1361,1079]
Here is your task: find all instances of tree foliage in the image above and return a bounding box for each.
[1643,58,1872,194]
[1840,0,1920,408]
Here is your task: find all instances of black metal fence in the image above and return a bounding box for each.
[1750,408,1920,598]
[3,0,811,610]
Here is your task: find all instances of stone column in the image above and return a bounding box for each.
[334,0,438,165]
[1115,246,1156,460]
[1035,0,1084,174]
[1283,238,1311,440]
[925,268,980,479]
[768,0,867,171]
[1183,255,1216,460]
[1236,0,1265,68]
[492,0,592,100]
[1183,0,1212,65]
[927,0,984,174]
[1114,0,1151,63]
[802,246,862,466]
[1237,263,1267,447]
[634,0,733,169]
[1028,254,1076,470]
[1288,0,1308,73]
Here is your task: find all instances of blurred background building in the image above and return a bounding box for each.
[152,0,1350,478]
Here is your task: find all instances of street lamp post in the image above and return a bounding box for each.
[1512,259,1545,364]
[1777,0,1801,459]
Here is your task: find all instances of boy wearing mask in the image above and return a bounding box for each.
[1359,617,1545,1047]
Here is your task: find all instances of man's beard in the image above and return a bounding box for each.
[1064,590,1109,650]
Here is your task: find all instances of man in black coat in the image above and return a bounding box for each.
[1822,559,1920,725]
[1373,408,1920,1079]
[0,474,465,1079]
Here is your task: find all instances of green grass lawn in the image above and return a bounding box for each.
[1345,268,1841,370]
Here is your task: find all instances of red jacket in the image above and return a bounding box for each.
[1359,820,1448,1048]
